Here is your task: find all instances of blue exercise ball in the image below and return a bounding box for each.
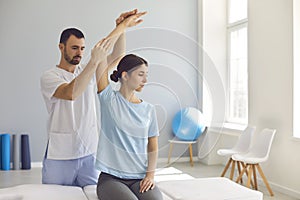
[172,107,206,141]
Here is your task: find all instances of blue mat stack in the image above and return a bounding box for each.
[0,133,10,170]
[0,133,31,171]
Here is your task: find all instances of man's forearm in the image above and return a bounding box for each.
[66,58,99,100]
[53,55,100,101]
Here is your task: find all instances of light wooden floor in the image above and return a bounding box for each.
[0,161,299,200]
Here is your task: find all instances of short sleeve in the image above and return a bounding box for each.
[98,84,115,102]
[40,70,66,102]
[148,106,159,137]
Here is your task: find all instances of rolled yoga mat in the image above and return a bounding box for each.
[0,134,2,169]
[12,134,20,170]
[21,134,31,170]
[1,133,11,170]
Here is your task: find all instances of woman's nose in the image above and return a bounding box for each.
[143,76,147,83]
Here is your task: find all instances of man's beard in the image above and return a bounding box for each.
[64,49,81,65]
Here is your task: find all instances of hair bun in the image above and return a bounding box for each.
[110,70,119,82]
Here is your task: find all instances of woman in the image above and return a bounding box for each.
[95,54,163,200]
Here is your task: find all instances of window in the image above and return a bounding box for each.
[226,0,248,125]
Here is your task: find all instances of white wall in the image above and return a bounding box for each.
[0,0,199,162]
[248,0,300,197]
[201,0,300,197]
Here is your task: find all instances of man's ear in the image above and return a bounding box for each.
[59,43,64,51]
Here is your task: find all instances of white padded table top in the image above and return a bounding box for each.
[156,177,263,200]
[0,184,88,200]
[0,175,260,200]
[0,184,172,200]
[83,185,98,200]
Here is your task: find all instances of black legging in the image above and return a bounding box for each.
[97,173,163,200]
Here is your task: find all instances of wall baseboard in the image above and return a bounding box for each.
[256,178,300,199]
[31,162,42,168]
[157,156,199,166]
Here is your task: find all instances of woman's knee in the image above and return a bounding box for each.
[97,176,138,200]
[130,182,163,200]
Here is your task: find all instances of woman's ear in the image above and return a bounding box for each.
[121,71,128,81]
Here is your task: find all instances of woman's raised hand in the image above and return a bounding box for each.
[115,9,138,26]
[117,9,147,28]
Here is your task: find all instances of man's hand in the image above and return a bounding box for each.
[90,38,113,65]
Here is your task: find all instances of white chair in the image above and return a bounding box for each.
[217,126,256,180]
[167,139,197,166]
[168,127,208,167]
[232,128,276,196]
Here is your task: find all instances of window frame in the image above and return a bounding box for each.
[226,0,248,126]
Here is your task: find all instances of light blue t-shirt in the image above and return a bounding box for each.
[95,85,159,179]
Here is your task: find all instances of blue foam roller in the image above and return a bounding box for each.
[21,134,31,170]
[1,134,11,170]
[0,134,2,169]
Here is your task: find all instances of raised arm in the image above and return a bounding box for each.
[106,9,138,65]
[52,10,145,100]
[53,38,113,100]
[96,9,147,93]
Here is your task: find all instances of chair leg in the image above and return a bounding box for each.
[256,164,274,196]
[237,161,243,184]
[188,144,194,167]
[220,158,232,177]
[247,164,253,188]
[253,164,258,190]
[236,163,248,183]
[167,143,173,164]
[230,160,236,180]
[241,162,255,188]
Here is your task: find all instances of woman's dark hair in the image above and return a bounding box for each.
[110,54,148,82]
[59,28,85,45]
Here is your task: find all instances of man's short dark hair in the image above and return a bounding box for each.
[59,28,85,45]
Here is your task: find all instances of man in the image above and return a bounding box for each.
[40,9,146,187]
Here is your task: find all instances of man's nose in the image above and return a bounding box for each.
[78,48,84,55]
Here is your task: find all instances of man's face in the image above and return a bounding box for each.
[62,35,85,65]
